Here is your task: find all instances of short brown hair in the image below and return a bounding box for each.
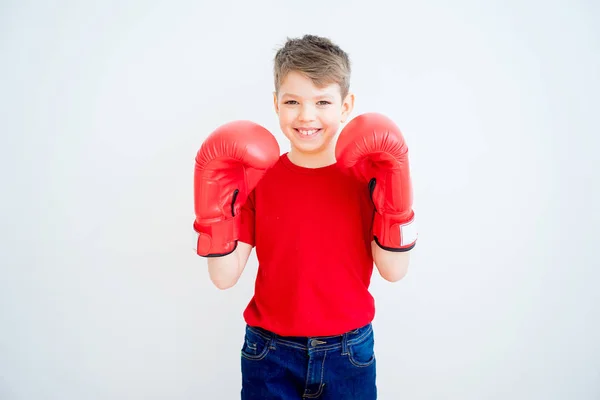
[273,34,351,100]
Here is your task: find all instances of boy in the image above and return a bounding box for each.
[193,34,417,399]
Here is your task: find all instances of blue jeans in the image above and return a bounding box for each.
[240,323,377,399]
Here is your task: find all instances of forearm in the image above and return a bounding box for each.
[206,241,253,289]
[372,241,411,282]
[207,249,240,290]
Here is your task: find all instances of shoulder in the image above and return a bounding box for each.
[255,154,289,187]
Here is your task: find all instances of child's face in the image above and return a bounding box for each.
[274,71,354,161]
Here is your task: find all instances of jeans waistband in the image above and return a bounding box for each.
[246,323,373,352]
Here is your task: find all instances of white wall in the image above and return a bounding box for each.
[1,0,598,399]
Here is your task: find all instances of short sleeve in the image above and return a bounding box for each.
[239,189,256,247]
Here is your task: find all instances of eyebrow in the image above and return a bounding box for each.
[280,93,335,100]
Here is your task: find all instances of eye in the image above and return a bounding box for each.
[284,100,298,105]
[317,101,332,106]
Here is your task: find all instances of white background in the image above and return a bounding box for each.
[1,0,599,399]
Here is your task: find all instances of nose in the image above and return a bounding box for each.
[298,103,316,122]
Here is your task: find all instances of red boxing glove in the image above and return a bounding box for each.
[194,121,280,257]
[335,113,417,251]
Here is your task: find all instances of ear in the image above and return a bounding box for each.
[273,91,279,114]
[340,92,355,123]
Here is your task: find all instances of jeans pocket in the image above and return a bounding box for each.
[347,330,376,368]
[241,326,271,361]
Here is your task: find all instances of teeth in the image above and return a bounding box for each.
[298,129,319,136]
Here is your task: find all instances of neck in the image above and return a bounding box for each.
[287,148,336,169]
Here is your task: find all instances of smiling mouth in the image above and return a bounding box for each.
[294,128,322,137]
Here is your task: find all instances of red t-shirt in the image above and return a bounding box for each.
[239,153,376,337]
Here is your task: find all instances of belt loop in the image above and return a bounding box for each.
[269,330,277,350]
[341,332,349,355]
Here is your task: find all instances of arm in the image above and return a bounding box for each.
[193,120,279,289]
[335,113,418,283]
[207,242,253,290]
[372,242,411,282]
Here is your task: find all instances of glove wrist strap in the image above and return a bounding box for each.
[372,210,417,252]
[194,215,240,257]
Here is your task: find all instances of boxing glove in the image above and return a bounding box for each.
[194,121,280,257]
[335,113,417,251]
